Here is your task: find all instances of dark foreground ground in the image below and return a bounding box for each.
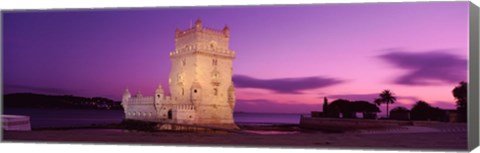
[2,124,468,151]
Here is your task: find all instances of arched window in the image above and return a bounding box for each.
[168,110,173,119]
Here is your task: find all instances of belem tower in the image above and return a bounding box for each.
[121,19,238,129]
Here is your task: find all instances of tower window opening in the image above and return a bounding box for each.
[194,89,197,93]
[212,59,218,66]
[168,110,172,119]
[182,88,185,95]
[213,88,218,96]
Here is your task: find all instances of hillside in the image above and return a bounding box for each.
[3,93,123,110]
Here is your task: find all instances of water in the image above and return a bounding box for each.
[234,112,303,124]
[3,108,124,129]
[3,108,303,129]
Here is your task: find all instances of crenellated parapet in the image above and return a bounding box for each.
[175,26,228,38]
[175,19,229,38]
[171,18,234,59]
[127,96,155,104]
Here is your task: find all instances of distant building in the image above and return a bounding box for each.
[121,19,238,129]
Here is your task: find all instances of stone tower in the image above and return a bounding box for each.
[169,19,237,128]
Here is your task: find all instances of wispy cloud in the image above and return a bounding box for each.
[236,99,319,113]
[328,93,419,102]
[378,49,467,85]
[328,93,379,101]
[233,75,343,94]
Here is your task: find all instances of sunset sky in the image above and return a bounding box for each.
[3,2,469,114]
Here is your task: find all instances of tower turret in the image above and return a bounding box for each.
[175,28,181,37]
[122,88,131,110]
[223,25,230,37]
[195,18,202,30]
[155,83,164,100]
[123,88,131,100]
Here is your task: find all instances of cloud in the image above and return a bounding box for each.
[327,93,419,105]
[431,101,456,110]
[235,99,320,114]
[378,49,467,85]
[233,75,343,94]
[4,84,74,95]
[328,93,379,101]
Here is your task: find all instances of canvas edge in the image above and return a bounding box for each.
[468,1,480,151]
[0,10,4,142]
[0,2,475,152]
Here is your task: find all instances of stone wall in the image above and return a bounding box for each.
[123,96,157,121]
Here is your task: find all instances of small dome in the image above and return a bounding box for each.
[175,28,181,36]
[195,18,202,29]
[223,25,229,31]
[223,25,230,37]
[195,18,202,25]
[156,83,164,93]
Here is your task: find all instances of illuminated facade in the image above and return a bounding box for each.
[121,19,238,129]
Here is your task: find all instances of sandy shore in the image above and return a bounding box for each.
[2,124,468,151]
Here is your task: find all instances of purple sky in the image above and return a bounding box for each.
[3,2,469,114]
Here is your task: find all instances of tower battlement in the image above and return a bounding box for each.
[171,19,233,58]
[175,18,229,38]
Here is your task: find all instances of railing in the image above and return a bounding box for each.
[170,49,235,57]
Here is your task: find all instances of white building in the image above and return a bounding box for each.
[121,19,238,129]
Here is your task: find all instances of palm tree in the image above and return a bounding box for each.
[375,90,397,119]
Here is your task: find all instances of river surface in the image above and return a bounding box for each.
[4,108,304,129]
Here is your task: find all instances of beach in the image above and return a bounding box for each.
[2,108,468,151]
[3,124,468,151]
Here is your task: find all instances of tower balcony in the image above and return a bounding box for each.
[170,48,235,59]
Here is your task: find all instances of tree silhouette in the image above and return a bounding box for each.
[391,107,409,112]
[390,107,410,120]
[411,101,432,120]
[326,99,380,119]
[452,81,467,122]
[327,99,350,118]
[323,97,329,113]
[410,100,447,121]
[375,90,397,119]
[352,100,381,119]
